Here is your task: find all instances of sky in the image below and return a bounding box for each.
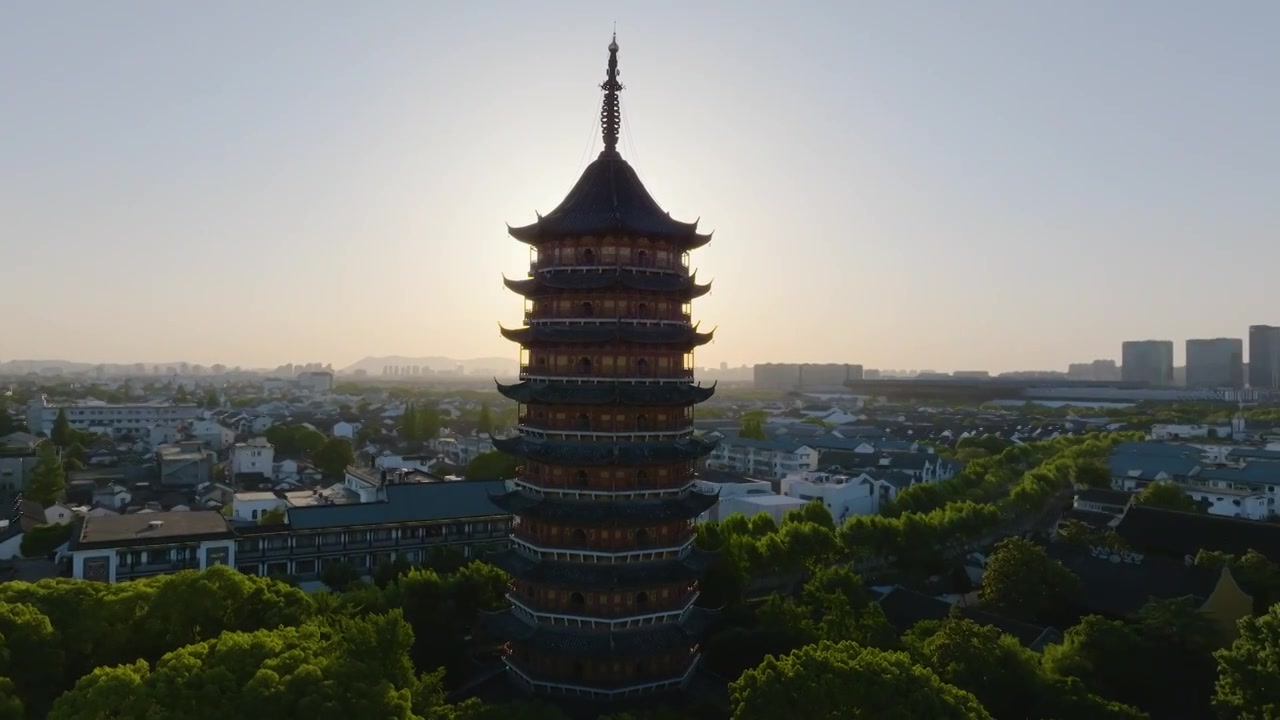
[3,2,1278,372]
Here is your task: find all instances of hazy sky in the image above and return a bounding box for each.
[4,2,1278,372]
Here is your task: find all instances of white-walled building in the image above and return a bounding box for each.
[706,435,820,481]
[781,469,878,524]
[189,420,237,452]
[694,471,775,522]
[297,371,334,393]
[332,421,359,439]
[718,494,809,524]
[231,438,275,479]
[376,454,440,474]
[25,396,201,437]
[67,511,236,583]
[1150,424,1232,441]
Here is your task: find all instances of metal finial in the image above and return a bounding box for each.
[600,34,622,156]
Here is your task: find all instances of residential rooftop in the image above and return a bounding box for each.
[71,510,233,550]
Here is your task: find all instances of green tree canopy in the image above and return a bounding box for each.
[50,409,72,447]
[19,523,72,558]
[313,438,355,478]
[202,388,220,409]
[1215,602,1280,719]
[477,402,494,436]
[0,398,17,437]
[730,641,993,720]
[1134,481,1199,512]
[465,451,518,480]
[263,423,327,455]
[0,601,65,716]
[26,444,66,507]
[401,402,419,441]
[978,537,1079,625]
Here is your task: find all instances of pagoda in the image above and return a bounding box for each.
[487,36,720,700]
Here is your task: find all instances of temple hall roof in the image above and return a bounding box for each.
[488,548,715,588]
[496,379,716,406]
[492,435,717,465]
[490,488,718,524]
[499,323,714,347]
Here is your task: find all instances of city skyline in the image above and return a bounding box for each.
[4,2,1279,371]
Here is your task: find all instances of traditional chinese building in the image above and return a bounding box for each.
[487,36,720,700]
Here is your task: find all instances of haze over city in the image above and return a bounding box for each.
[4,2,1278,371]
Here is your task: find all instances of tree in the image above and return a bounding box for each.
[263,424,327,455]
[1196,549,1280,612]
[50,409,71,447]
[0,398,16,437]
[739,413,768,441]
[0,678,24,720]
[477,402,494,435]
[173,385,190,404]
[730,641,992,720]
[1073,459,1112,488]
[465,451,519,480]
[1134,481,1198,512]
[202,388,220,409]
[258,508,286,525]
[417,404,441,441]
[1215,603,1280,718]
[19,523,72,557]
[978,537,1079,625]
[313,438,355,478]
[47,611,447,720]
[0,602,65,716]
[26,444,66,507]
[321,561,362,592]
[782,500,836,531]
[64,442,86,465]
[401,402,419,442]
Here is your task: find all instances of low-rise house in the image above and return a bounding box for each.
[781,469,877,524]
[0,432,44,500]
[694,470,775,522]
[876,585,1062,652]
[67,511,236,582]
[1073,488,1133,516]
[706,433,820,481]
[156,442,215,487]
[189,420,237,452]
[231,438,274,480]
[332,421,360,439]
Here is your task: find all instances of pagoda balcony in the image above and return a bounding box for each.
[532,258,688,275]
[517,424,693,443]
[510,535,695,565]
[504,655,700,699]
[514,478,694,501]
[519,368,694,384]
[506,591,700,631]
[516,413,691,435]
[525,312,692,326]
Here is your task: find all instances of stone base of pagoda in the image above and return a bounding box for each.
[503,653,701,699]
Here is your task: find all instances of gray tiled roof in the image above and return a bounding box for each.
[286,480,507,530]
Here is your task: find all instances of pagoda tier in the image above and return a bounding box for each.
[491,490,716,524]
[496,36,716,700]
[497,380,716,406]
[504,269,712,300]
[489,548,715,589]
[500,323,714,347]
[493,436,714,465]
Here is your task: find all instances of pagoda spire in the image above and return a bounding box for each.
[600,34,622,157]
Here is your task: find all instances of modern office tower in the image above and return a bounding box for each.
[1121,340,1174,386]
[1249,325,1280,389]
[1186,338,1244,389]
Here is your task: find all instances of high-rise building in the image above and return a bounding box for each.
[488,37,718,699]
[1121,340,1174,386]
[1186,338,1244,389]
[1249,325,1280,389]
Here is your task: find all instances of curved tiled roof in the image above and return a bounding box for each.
[499,323,714,347]
[490,488,717,524]
[507,155,711,248]
[495,379,716,406]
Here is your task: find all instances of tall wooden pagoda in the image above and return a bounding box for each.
[487,36,719,700]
